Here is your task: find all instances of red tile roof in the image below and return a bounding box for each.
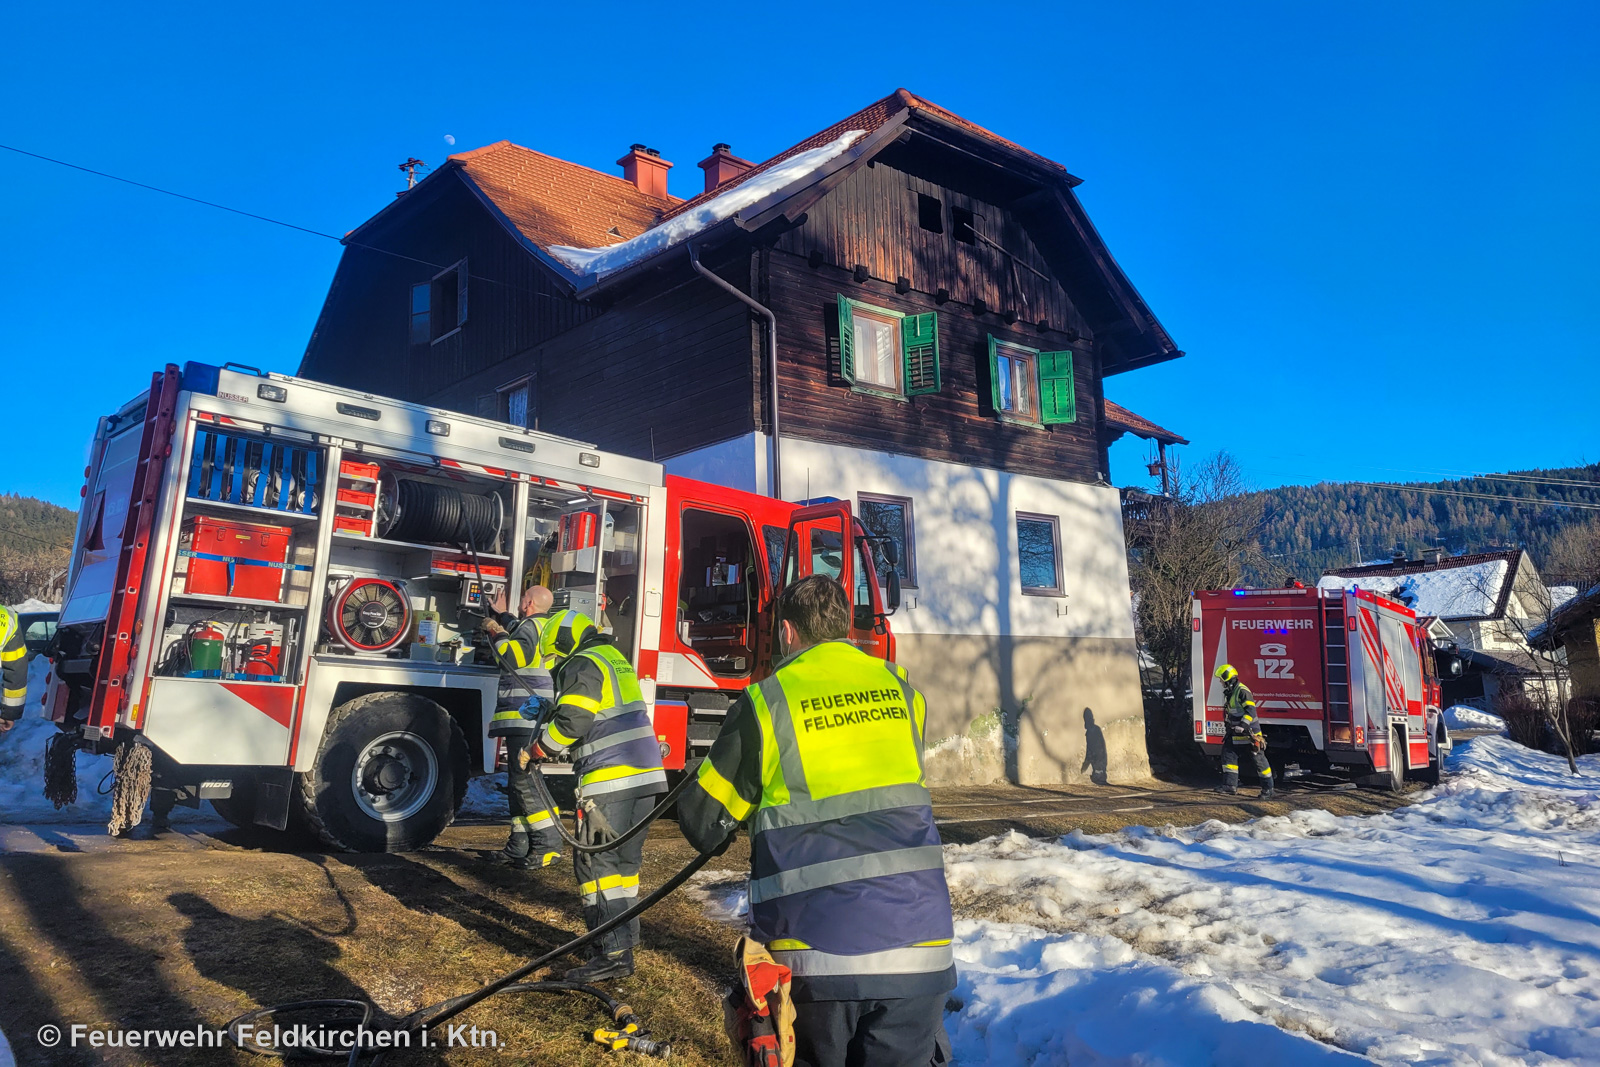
[1105,400,1188,445]
[447,140,677,252]
[439,90,1072,264]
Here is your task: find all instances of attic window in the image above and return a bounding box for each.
[952,207,976,244]
[413,259,469,346]
[917,193,943,234]
[606,226,623,240]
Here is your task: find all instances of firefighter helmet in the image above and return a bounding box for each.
[537,609,597,662]
[1214,663,1239,685]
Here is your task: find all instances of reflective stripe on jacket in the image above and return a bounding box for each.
[689,640,955,1000]
[489,615,553,738]
[0,608,26,719]
[541,642,665,798]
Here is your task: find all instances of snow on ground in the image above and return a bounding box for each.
[692,737,1600,1065]
[0,657,205,825]
[9,598,59,615]
[459,771,508,818]
[547,131,864,278]
[1445,704,1506,731]
[942,736,1600,1066]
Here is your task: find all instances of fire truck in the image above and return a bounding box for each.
[45,363,900,851]
[1191,586,1458,789]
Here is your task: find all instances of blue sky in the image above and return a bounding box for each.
[3,1,1595,508]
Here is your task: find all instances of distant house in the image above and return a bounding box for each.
[1319,549,1557,709]
[1532,584,1600,703]
[297,89,1185,785]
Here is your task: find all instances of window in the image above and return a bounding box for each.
[858,493,916,588]
[951,206,976,244]
[1017,513,1063,596]
[837,295,940,397]
[499,379,532,428]
[410,283,430,345]
[763,524,788,589]
[917,193,944,234]
[987,335,1076,426]
[412,259,468,345]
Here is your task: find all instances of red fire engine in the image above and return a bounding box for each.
[1191,586,1457,789]
[45,363,899,851]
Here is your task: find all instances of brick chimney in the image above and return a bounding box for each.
[617,144,672,199]
[697,143,754,194]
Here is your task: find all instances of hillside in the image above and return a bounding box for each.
[0,494,77,604]
[1249,465,1600,584]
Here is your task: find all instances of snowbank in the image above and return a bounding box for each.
[459,772,508,818]
[548,131,864,279]
[942,735,1600,1065]
[1,656,198,826]
[691,736,1600,1064]
[1444,703,1505,731]
[9,599,59,615]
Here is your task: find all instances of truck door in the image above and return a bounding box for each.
[775,502,892,661]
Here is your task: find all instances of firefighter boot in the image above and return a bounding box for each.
[1259,776,1276,799]
[1216,762,1239,795]
[563,948,634,983]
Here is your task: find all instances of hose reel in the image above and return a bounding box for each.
[326,577,412,654]
[377,472,504,549]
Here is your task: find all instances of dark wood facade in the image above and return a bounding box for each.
[300,124,1170,486]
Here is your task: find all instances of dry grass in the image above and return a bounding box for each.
[0,779,1417,1065]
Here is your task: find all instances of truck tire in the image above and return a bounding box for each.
[1383,726,1405,792]
[296,691,469,853]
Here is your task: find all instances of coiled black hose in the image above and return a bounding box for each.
[379,477,503,549]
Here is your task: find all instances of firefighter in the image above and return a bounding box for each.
[481,584,563,870]
[532,609,667,983]
[0,605,26,732]
[1215,663,1275,798]
[678,576,955,1067]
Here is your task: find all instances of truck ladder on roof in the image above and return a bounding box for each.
[1322,591,1351,734]
[85,364,182,736]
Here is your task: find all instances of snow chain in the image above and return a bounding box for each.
[43,730,80,809]
[106,740,153,836]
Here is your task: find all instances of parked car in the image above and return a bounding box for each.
[17,609,57,657]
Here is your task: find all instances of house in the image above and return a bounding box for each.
[297,89,1185,785]
[1318,549,1557,710]
[1532,583,1600,703]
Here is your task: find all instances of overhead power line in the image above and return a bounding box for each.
[1353,481,1600,512]
[0,142,567,300]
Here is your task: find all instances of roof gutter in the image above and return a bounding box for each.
[689,243,781,500]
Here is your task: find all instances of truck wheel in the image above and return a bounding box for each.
[296,691,469,852]
[1384,727,1405,792]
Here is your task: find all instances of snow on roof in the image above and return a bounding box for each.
[8,598,58,614]
[1317,558,1510,619]
[1550,585,1579,611]
[547,130,865,280]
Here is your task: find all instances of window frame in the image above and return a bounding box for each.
[848,301,905,397]
[836,295,941,399]
[498,377,533,428]
[987,335,1076,428]
[857,492,917,589]
[428,258,469,345]
[991,338,1041,425]
[410,283,431,346]
[1016,511,1064,597]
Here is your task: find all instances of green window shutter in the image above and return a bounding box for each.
[902,312,940,395]
[1038,350,1077,425]
[836,294,856,384]
[986,334,1002,414]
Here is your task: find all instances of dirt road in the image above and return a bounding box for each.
[0,774,1416,1066]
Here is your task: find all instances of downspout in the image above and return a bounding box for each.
[689,243,782,500]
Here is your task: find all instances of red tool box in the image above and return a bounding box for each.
[181,516,292,602]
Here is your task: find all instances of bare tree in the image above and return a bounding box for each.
[1463,564,1582,775]
[1126,453,1275,741]
[1542,516,1600,593]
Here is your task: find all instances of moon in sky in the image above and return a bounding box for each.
[444,134,456,145]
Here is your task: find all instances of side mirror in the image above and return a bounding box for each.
[880,538,900,568]
[1435,649,1462,678]
[883,568,902,615]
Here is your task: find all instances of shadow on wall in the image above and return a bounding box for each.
[1081,707,1108,785]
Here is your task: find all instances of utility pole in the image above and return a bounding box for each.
[398,158,427,189]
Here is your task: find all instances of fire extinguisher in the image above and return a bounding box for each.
[189,622,227,676]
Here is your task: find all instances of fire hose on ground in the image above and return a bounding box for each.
[223,535,713,1062]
